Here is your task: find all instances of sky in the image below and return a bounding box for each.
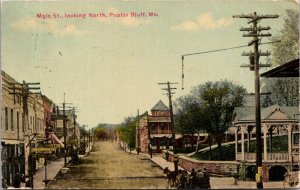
[1,0,298,128]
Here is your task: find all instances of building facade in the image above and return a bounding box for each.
[139,100,172,153]
[1,71,26,186]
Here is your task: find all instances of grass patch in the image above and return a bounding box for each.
[192,135,288,161]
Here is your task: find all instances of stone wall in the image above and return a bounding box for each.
[163,150,239,175]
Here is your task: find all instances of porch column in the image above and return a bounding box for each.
[287,124,292,162]
[247,129,250,152]
[241,126,245,161]
[235,126,238,160]
[263,124,268,161]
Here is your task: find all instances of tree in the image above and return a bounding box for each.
[175,96,202,135]
[191,80,246,160]
[94,123,116,140]
[174,95,210,151]
[118,117,136,149]
[262,9,299,106]
[95,127,109,140]
[271,9,299,67]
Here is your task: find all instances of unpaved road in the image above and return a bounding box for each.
[47,141,167,189]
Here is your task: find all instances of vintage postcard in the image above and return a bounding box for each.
[1,0,299,189]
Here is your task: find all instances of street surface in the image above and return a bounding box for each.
[47,141,292,189]
[47,141,166,189]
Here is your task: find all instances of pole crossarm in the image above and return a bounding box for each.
[242,51,271,56]
[243,33,272,37]
[240,26,271,31]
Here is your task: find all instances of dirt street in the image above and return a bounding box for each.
[47,141,167,189]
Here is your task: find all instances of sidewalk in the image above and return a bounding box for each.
[28,142,94,189]
[33,157,71,189]
[119,142,183,171]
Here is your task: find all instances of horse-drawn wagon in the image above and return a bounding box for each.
[163,167,210,189]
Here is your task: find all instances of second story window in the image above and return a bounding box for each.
[17,111,19,132]
[150,123,156,131]
[5,107,8,130]
[22,113,25,132]
[161,123,166,131]
[11,109,14,131]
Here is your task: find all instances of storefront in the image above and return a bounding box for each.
[1,142,25,187]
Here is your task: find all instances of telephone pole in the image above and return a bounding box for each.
[136,109,140,155]
[9,81,40,188]
[60,93,73,167]
[82,125,88,154]
[63,100,67,167]
[233,12,278,189]
[72,107,78,147]
[158,81,178,172]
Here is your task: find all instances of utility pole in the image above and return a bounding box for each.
[63,98,67,167]
[233,12,278,189]
[71,107,79,148]
[82,125,87,154]
[73,107,77,146]
[158,81,178,172]
[61,93,73,167]
[136,109,140,155]
[9,81,40,189]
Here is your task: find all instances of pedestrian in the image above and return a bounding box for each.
[2,177,8,188]
[13,172,21,188]
[202,168,210,189]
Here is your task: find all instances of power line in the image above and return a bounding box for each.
[181,40,281,90]
[182,41,280,57]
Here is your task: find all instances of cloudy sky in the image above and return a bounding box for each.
[1,0,298,128]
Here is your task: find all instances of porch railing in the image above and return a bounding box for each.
[236,152,295,162]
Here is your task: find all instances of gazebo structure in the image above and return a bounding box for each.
[232,104,299,181]
[231,58,299,181]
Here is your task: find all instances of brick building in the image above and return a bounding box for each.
[139,100,172,153]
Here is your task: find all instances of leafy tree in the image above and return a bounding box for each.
[94,127,109,140]
[175,96,202,135]
[191,80,246,160]
[271,9,299,66]
[118,117,136,149]
[261,9,299,106]
[174,95,210,151]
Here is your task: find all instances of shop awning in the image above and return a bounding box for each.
[150,134,172,138]
[48,133,64,148]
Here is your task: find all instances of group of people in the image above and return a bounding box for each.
[163,167,210,189]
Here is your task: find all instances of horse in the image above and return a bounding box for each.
[163,167,177,188]
[175,169,189,189]
[189,169,210,189]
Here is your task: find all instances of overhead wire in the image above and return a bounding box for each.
[181,40,281,90]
